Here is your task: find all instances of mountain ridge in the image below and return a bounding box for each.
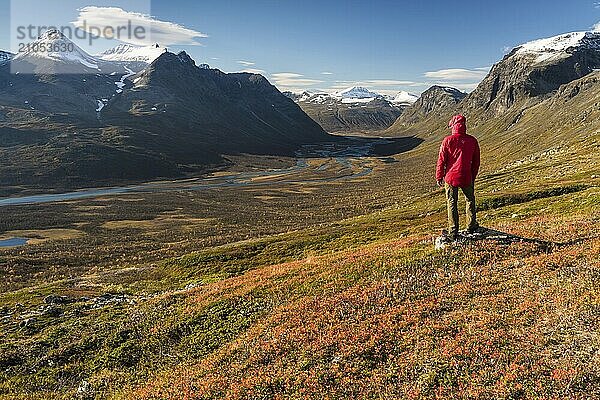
[284,87,414,133]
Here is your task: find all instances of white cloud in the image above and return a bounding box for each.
[593,21,600,32]
[424,68,489,81]
[422,67,490,93]
[237,68,266,75]
[271,72,323,90]
[237,60,255,66]
[72,6,207,46]
[328,79,418,88]
[438,82,480,92]
[321,71,333,75]
[363,79,418,86]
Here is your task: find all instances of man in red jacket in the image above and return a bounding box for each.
[436,114,481,240]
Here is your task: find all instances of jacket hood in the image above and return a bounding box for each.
[449,114,466,135]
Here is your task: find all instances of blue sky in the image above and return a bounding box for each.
[2,0,600,94]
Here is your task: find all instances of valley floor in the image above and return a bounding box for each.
[0,132,599,399]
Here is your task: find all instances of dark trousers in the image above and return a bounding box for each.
[445,183,478,237]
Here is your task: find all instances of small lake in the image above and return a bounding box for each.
[0,237,29,248]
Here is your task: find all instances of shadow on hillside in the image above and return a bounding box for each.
[461,228,594,251]
[304,135,425,159]
[368,136,425,157]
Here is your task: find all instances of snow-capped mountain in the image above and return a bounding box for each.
[514,31,600,65]
[98,43,168,64]
[462,30,600,116]
[13,29,104,72]
[0,50,13,65]
[289,87,387,105]
[10,30,163,75]
[390,91,419,105]
[335,86,382,103]
[292,88,418,107]
[295,91,332,104]
[284,87,406,133]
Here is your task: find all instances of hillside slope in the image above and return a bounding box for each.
[1,149,598,398]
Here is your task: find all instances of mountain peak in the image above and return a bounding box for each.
[150,51,196,67]
[390,85,466,127]
[13,29,102,72]
[38,29,67,41]
[336,86,380,99]
[176,51,196,65]
[428,85,466,98]
[335,86,383,104]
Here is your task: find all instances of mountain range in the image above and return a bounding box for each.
[0,30,329,193]
[284,87,418,133]
[4,28,600,192]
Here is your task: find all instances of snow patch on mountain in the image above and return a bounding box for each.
[514,31,600,65]
[115,66,136,94]
[98,43,168,64]
[341,97,375,104]
[391,91,418,104]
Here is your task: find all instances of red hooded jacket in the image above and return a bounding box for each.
[436,115,480,188]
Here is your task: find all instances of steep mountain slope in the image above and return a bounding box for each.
[471,69,600,168]
[104,52,329,157]
[1,31,148,118]
[0,62,127,117]
[285,87,405,133]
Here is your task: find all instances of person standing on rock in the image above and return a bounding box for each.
[436,114,481,241]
